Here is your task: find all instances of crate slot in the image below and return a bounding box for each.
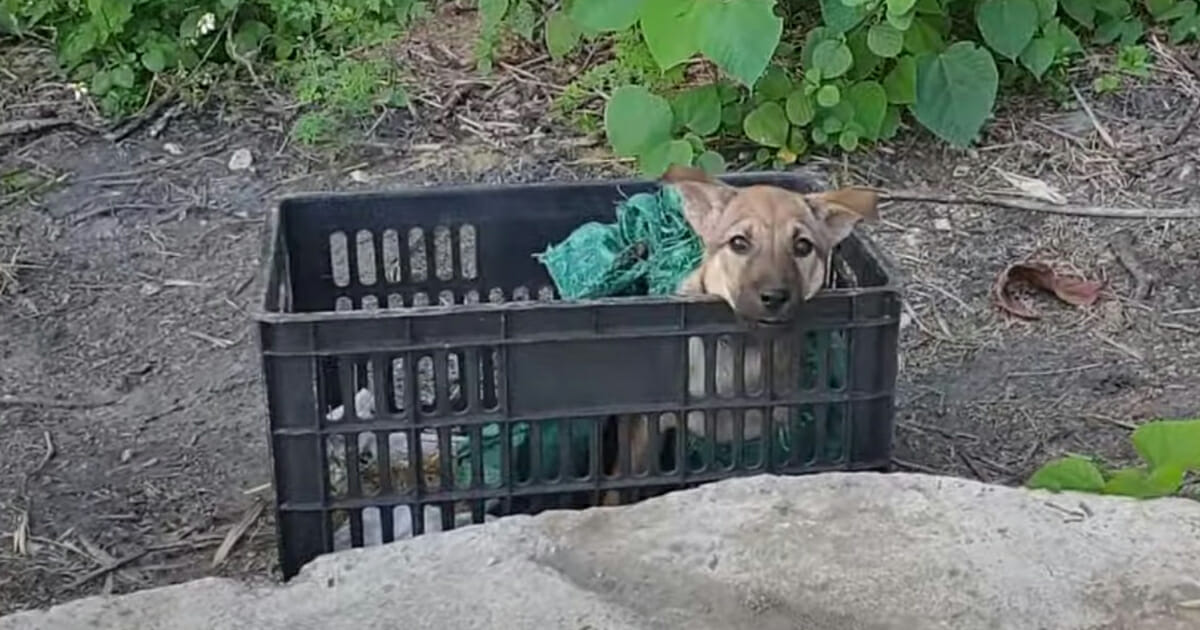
[355,229,377,286]
[459,224,477,280]
[434,225,454,281]
[408,227,427,282]
[329,231,350,288]
[382,228,402,284]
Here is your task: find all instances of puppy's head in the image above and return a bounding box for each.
[665,165,878,326]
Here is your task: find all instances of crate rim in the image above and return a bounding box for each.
[254,171,905,325]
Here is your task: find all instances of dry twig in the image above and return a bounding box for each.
[0,118,76,138]
[211,500,265,568]
[1109,230,1154,300]
[1070,85,1116,149]
[878,190,1200,219]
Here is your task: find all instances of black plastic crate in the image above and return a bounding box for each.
[255,172,902,579]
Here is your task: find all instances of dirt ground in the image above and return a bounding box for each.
[2,12,1199,617]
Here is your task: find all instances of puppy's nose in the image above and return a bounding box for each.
[759,289,791,311]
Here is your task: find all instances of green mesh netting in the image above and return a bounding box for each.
[534,185,702,299]
[454,184,850,486]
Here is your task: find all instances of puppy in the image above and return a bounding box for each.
[601,165,879,505]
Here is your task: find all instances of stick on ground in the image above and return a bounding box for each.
[1109,230,1155,300]
[878,190,1200,220]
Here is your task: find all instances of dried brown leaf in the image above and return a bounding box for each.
[991,261,1104,319]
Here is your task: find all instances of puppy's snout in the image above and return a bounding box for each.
[759,288,791,312]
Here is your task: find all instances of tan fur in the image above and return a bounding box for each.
[601,166,878,506]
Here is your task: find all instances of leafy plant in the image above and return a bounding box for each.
[515,0,1182,176]
[1027,418,1200,499]
[1093,43,1152,93]
[283,50,410,145]
[1,0,426,117]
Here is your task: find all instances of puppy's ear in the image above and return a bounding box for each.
[804,188,879,244]
[663,165,736,244]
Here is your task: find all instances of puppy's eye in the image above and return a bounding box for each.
[793,237,814,257]
[729,235,751,254]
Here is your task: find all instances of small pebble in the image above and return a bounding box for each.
[120,449,132,464]
[933,217,952,231]
[228,148,253,171]
[163,142,184,156]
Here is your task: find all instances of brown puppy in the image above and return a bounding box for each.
[601,165,878,506]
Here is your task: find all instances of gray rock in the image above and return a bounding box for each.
[4,472,1200,630]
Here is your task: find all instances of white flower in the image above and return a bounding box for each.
[69,83,88,101]
[198,12,216,36]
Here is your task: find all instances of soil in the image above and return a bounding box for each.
[2,10,1199,617]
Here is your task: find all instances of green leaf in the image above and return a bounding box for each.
[847,80,887,139]
[1159,0,1195,19]
[821,0,869,33]
[1094,16,1125,42]
[545,9,581,60]
[887,8,916,30]
[671,84,722,135]
[0,6,17,36]
[880,105,902,139]
[509,0,537,41]
[1119,18,1145,44]
[811,126,829,144]
[89,0,133,33]
[904,17,946,54]
[1061,0,1096,28]
[787,125,809,154]
[821,115,843,134]
[61,23,99,65]
[743,101,790,147]
[812,40,854,78]
[111,64,135,89]
[868,23,905,57]
[1018,37,1057,78]
[1169,11,1200,41]
[802,27,840,68]
[141,47,167,73]
[888,0,919,14]
[480,0,510,28]
[1131,419,1200,470]
[913,41,998,147]
[1035,0,1059,22]
[604,85,674,157]
[1095,0,1132,15]
[884,55,917,103]
[848,29,882,78]
[683,132,706,153]
[1027,456,1106,492]
[569,0,642,31]
[838,128,860,151]
[179,11,201,39]
[90,68,113,96]
[816,84,841,107]
[696,150,727,174]
[641,0,699,69]
[1103,465,1185,498]
[1145,0,1176,18]
[786,89,816,125]
[233,20,269,56]
[756,66,794,101]
[916,0,944,13]
[639,139,694,177]
[697,0,783,87]
[1044,18,1085,54]
[976,0,1039,60]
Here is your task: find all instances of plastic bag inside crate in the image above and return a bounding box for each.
[257,173,901,579]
